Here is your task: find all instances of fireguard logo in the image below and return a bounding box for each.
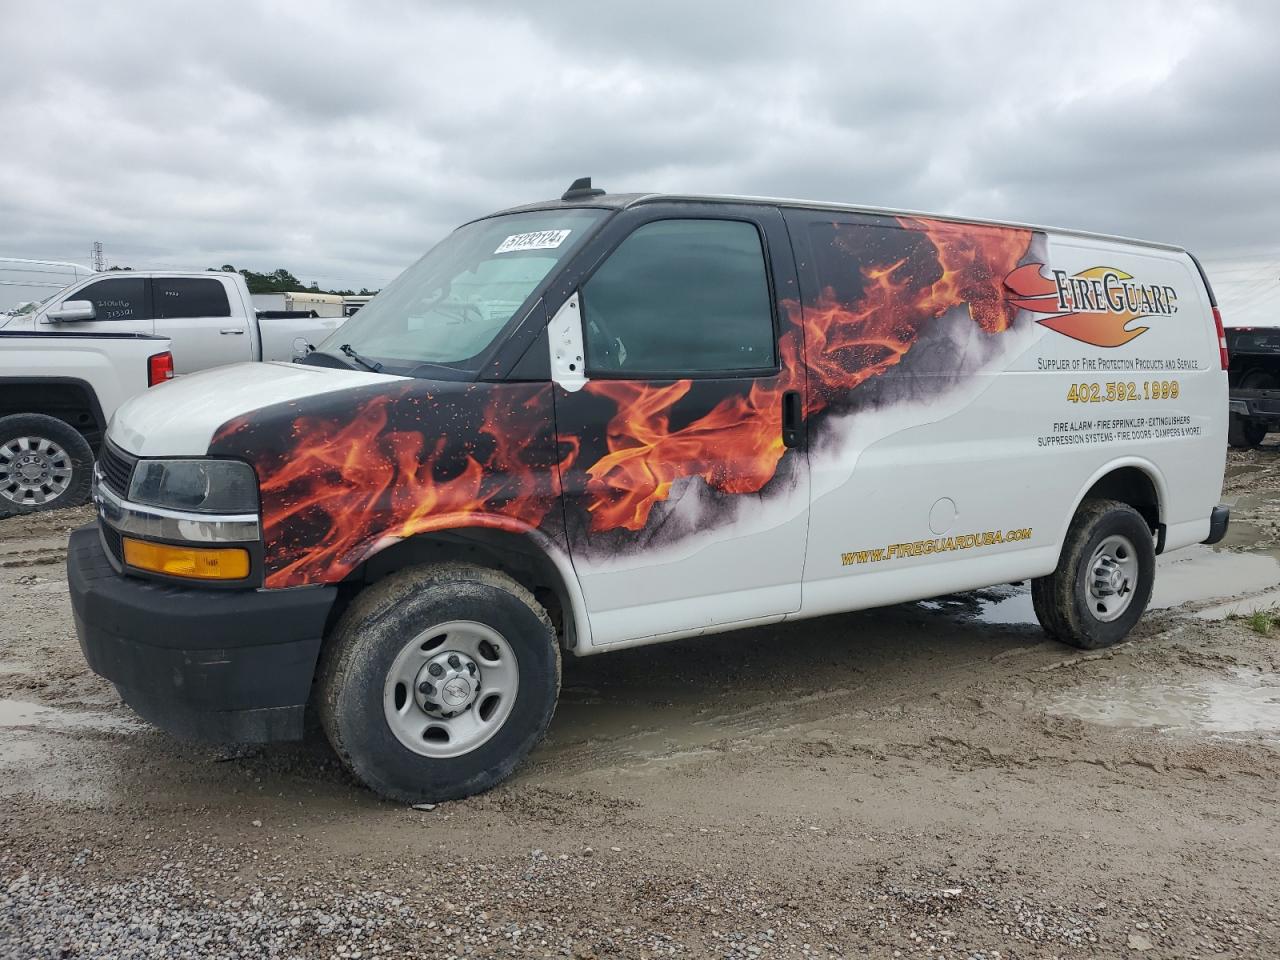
[1004,262,1178,348]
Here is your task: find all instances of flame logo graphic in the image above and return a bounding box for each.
[1005,263,1151,348]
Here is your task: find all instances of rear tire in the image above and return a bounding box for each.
[1228,413,1267,449]
[0,413,93,518]
[1031,498,1155,650]
[318,562,560,803]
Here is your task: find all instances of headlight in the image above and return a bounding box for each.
[128,459,259,515]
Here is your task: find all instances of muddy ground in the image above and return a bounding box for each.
[3,451,1280,959]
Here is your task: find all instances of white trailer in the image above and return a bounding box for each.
[251,291,347,318]
[0,258,96,314]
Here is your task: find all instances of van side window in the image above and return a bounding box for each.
[72,277,149,322]
[582,219,775,376]
[153,278,231,319]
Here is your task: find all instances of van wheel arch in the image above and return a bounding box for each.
[326,527,586,654]
[1071,464,1163,545]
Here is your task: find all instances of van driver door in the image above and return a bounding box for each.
[550,204,811,648]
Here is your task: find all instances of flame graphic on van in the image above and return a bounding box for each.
[215,214,1037,587]
[1004,263,1178,348]
[575,216,1032,534]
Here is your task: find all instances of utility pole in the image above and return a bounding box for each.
[92,241,105,272]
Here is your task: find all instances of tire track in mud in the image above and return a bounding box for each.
[535,684,879,775]
[0,546,67,569]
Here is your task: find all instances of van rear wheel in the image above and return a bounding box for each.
[1031,498,1155,650]
[318,562,560,803]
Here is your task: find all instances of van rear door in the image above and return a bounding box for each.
[781,208,1049,610]
[550,203,811,647]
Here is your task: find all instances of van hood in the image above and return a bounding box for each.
[108,361,404,456]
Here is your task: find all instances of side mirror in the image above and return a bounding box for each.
[46,300,97,322]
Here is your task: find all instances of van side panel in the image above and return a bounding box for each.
[782,210,1224,620]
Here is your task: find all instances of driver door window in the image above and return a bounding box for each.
[71,277,150,323]
[581,219,776,377]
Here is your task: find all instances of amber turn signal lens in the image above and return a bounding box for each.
[122,538,250,580]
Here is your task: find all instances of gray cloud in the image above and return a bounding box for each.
[1,0,1276,313]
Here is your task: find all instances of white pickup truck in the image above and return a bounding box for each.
[0,331,174,516]
[1,271,346,374]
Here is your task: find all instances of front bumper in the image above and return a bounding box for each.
[68,524,337,742]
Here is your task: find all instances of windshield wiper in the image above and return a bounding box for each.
[339,343,383,373]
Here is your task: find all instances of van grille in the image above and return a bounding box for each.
[99,521,124,566]
[97,443,137,497]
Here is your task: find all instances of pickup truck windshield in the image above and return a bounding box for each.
[321,209,605,370]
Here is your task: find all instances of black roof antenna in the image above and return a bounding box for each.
[561,176,606,201]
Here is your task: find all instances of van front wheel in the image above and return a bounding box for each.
[318,563,560,803]
[1031,499,1155,650]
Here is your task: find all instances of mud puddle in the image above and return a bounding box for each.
[0,699,140,805]
[1047,667,1280,739]
[949,544,1280,626]
[0,697,138,732]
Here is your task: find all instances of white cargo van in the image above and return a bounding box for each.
[0,257,95,313]
[69,181,1228,804]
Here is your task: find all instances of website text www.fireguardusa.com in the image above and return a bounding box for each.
[841,527,1033,567]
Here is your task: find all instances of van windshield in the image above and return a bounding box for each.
[318,209,605,371]
[5,287,66,317]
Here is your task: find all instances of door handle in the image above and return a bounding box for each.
[220,328,246,335]
[782,390,802,448]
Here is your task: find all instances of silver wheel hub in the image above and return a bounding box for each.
[416,650,480,717]
[0,436,73,505]
[383,620,519,759]
[1087,534,1138,622]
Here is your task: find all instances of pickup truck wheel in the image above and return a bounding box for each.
[1031,498,1154,650]
[317,562,560,803]
[1227,413,1267,449]
[0,413,93,518]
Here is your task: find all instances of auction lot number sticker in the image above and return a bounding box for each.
[494,229,572,254]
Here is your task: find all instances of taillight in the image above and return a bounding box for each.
[1212,306,1228,370]
[148,351,175,386]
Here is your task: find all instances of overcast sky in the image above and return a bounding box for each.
[2,0,1276,315]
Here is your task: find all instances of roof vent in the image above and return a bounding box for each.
[561,177,605,201]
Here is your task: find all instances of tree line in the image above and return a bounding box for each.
[107,263,378,297]
[207,265,378,297]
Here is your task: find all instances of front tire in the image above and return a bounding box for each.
[0,413,93,518]
[1031,499,1155,650]
[318,562,560,803]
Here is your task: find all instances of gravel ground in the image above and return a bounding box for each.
[2,449,1280,957]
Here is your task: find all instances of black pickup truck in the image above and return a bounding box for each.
[1227,327,1280,447]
